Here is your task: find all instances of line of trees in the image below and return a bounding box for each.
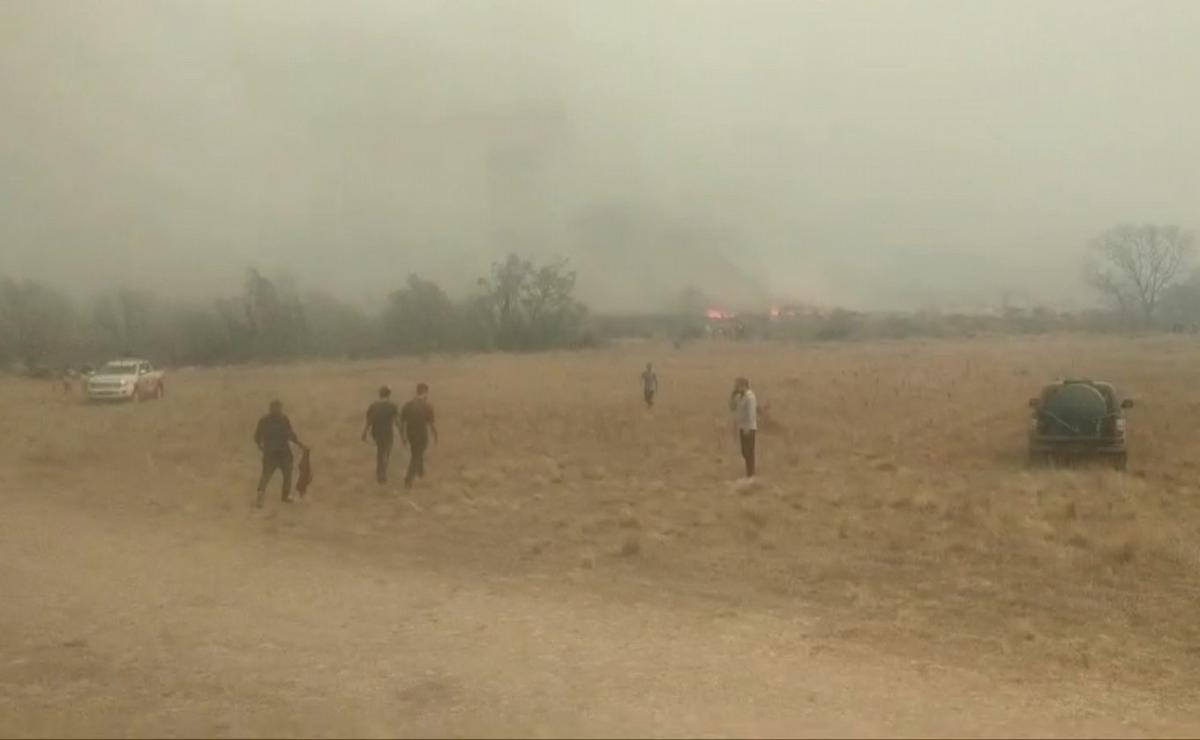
[0,254,592,372]
[6,225,1200,372]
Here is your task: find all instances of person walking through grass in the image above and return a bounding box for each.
[362,385,401,485]
[730,377,758,478]
[253,400,309,507]
[641,362,659,408]
[60,367,77,395]
[400,383,438,489]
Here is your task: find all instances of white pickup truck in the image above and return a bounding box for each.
[86,358,166,402]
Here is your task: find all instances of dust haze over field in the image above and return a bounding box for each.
[3,0,1199,310]
[5,336,1200,736]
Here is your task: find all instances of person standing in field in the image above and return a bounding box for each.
[641,362,659,408]
[730,377,758,478]
[400,383,438,489]
[60,368,76,395]
[253,400,309,508]
[362,386,401,485]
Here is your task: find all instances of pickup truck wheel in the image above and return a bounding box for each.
[1112,453,1128,472]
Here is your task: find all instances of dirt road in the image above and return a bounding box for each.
[2,490,1194,738]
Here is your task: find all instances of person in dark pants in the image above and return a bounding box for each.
[730,377,758,478]
[400,383,438,489]
[641,362,658,408]
[361,386,401,485]
[254,400,308,508]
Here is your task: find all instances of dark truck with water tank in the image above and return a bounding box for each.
[1028,379,1133,470]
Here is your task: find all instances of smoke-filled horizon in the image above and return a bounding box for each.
[2,0,1198,313]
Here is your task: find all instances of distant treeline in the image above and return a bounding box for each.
[5,252,1200,374]
[0,254,592,371]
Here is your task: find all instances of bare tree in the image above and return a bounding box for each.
[1085,224,1194,322]
[475,254,586,351]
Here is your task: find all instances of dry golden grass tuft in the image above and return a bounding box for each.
[5,334,1200,694]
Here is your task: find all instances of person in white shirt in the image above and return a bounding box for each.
[641,362,659,408]
[730,377,758,478]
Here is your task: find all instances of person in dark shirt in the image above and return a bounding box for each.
[361,385,401,485]
[400,383,438,488]
[253,400,308,508]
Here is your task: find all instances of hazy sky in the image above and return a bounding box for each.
[2,0,1198,312]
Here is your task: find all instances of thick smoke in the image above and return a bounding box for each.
[2,0,1198,312]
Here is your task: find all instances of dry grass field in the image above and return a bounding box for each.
[4,334,1200,736]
